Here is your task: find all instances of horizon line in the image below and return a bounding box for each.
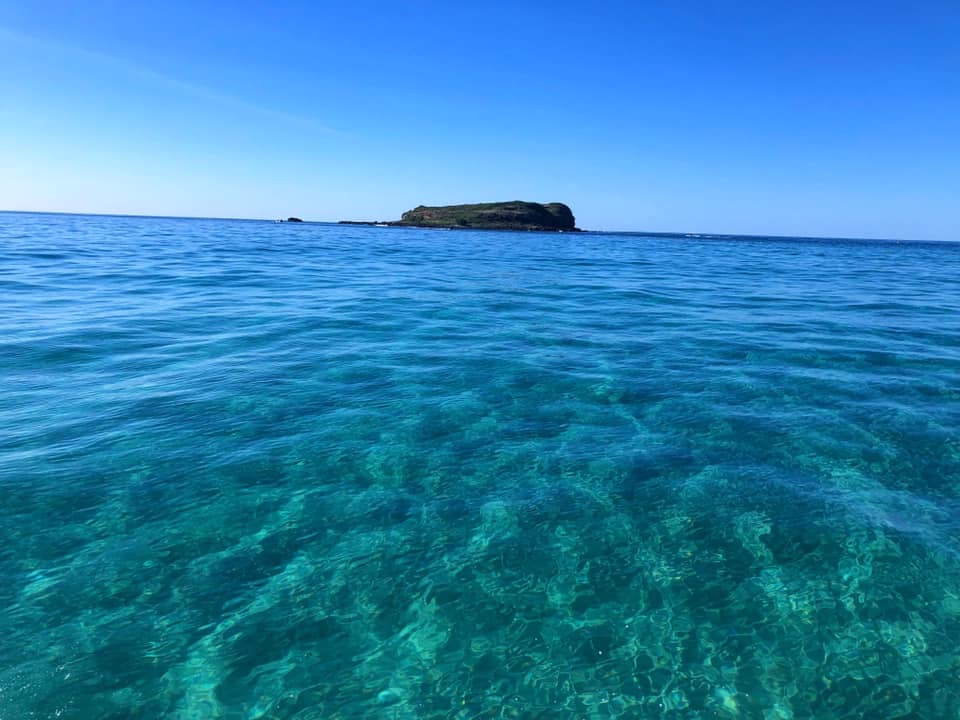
[0,208,952,245]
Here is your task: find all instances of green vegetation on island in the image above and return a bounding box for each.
[340,201,580,231]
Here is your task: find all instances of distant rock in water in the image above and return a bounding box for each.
[286,217,303,223]
[398,201,578,231]
[339,201,580,231]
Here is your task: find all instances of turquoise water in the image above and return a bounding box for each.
[1,212,959,719]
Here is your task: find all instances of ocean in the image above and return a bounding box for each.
[1,211,958,719]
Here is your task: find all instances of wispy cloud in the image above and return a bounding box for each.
[0,25,340,134]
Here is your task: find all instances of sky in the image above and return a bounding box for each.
[0,1,958,239]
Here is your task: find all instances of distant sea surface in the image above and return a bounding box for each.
[2,212,959,719]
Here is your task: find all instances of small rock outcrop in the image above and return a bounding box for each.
[396,201,578,231]
[339,202,580,231]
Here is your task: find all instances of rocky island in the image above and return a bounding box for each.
[340,201,580,232]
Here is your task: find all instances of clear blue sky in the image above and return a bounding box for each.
[1,1,957,239]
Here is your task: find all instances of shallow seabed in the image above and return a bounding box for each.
[1,213,959,719]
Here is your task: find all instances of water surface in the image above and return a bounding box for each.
[1,212,959,718]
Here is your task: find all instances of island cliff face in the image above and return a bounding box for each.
[396,201,578,231]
